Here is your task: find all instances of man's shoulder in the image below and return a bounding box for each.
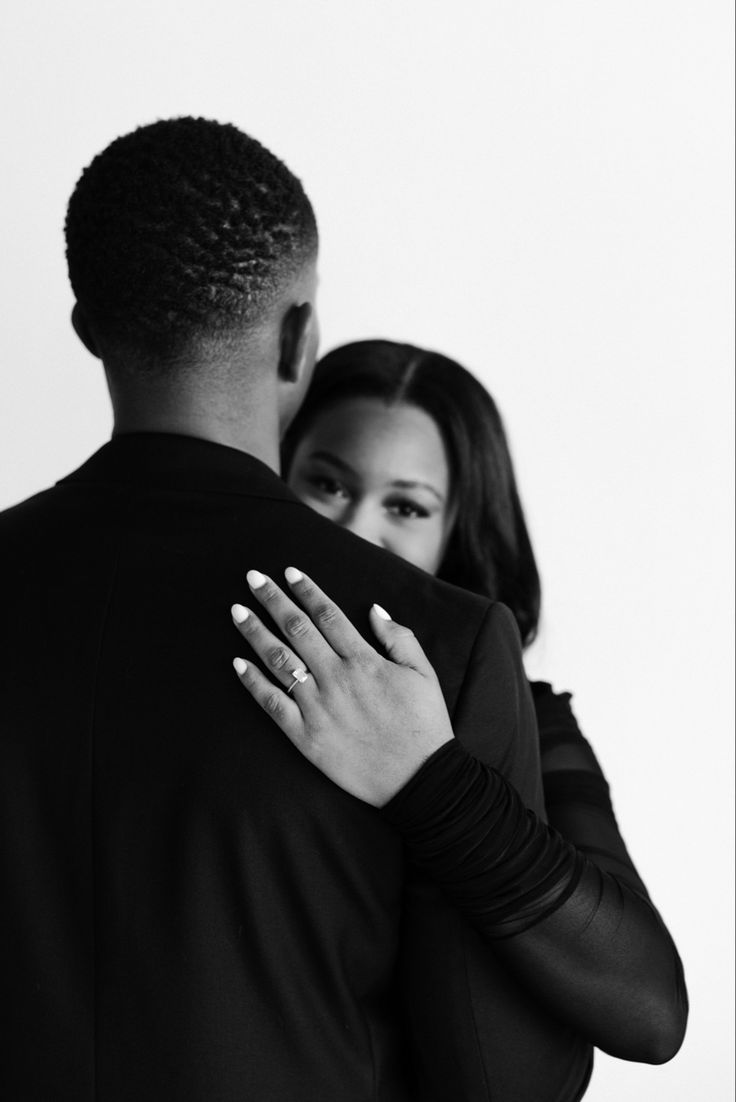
[0,482,68,533]
[283,499,491,635]
[0,460,487,623]
[0,456,495,684]
[0,474,114,541]
[277,502,508,717]
[0,459,520,732]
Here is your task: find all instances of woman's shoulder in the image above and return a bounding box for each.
[529,680,606,777]
[529,680,575,722]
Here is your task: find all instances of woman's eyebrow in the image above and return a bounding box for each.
[390,479,446,505]
[308,450,356,475]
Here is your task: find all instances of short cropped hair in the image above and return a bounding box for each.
[282,341,541,647]
[65,117,317,369]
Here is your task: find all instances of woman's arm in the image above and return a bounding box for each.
[533,680,648,893]
[384,736,688,1064]
[229,569,688,1064]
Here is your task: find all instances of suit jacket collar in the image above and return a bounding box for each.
[58,432,298,504]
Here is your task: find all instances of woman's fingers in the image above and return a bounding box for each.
[244,569,339,671]
[232,656,305,746]
[242,568,435,678]
[231,602,318,693]
[230,575,455,807]
[368,604,436,677]
[251,568,365,661]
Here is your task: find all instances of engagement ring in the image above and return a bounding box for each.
[287,667,310,693]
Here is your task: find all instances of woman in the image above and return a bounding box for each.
[231,340,687,1099]
[281,340,647,892]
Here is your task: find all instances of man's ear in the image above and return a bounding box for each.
[71,303,101,359]
[277,302,314,384]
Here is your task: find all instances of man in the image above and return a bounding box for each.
[0,116,547,1100]
[1,118,681,1101]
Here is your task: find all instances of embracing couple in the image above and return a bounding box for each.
[0,118,687,1101]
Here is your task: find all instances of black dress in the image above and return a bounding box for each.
[383,680,688,1101]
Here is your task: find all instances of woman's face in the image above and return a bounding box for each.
[287,397,455,575]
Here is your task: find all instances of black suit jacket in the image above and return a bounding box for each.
[0,433,542,1101]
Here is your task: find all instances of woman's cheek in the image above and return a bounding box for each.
[417,520,450,575]
[299,491,342,521]
[391,523,445,575]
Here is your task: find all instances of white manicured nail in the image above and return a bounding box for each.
[233,657,248,675]
[247,570,268,589]
[231,603,249,623]
[284,567,303,584]
[372,604,392,621]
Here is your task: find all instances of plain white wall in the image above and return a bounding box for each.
[1,2,733,1098]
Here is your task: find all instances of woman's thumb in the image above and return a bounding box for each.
[369,604,432,674]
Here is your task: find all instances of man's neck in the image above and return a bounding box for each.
[109,385,282,474]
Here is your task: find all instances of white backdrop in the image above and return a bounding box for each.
[1,2,733,1099]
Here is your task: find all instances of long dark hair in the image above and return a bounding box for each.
[282,340,541,647]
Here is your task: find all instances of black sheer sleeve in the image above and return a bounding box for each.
[532,681,648,894]
[383,731,688,1064]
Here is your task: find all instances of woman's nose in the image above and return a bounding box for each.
[342,504,384,549]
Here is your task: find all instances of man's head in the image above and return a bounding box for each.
[65,117,319,441]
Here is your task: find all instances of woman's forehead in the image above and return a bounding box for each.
[301,398,451,486]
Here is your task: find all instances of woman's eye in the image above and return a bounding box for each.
[310,476,350,499]
[386,499,430,520]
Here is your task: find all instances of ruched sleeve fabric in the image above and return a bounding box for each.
[384,678,688,1072]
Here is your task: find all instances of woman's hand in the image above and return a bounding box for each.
[230,567,453,807]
